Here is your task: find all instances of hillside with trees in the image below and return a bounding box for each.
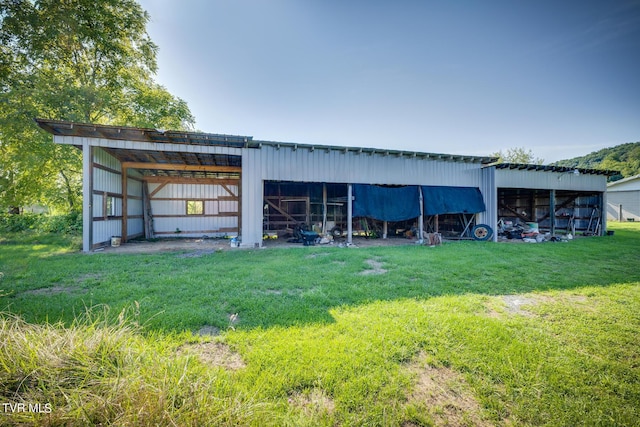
[552,142,640,181]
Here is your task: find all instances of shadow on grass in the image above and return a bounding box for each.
[2,224,640,332]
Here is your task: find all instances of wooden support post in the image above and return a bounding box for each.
[121,166,128,243]
[598,193,604,236]
[347,184,353,245]
[322,183,328,234]
[237,174,242,237]
[142,181,154,239]
[418,186,424,242]
[306,186,311,226]
[383,221,388,239]
[550,189,556,235]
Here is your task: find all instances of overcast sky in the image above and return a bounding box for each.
[138,0,640,163]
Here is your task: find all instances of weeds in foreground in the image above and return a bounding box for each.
[0,306,270,426]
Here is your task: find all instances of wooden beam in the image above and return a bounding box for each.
[122,166,128,243]
[500,203,529,222]
[220,183,237,198]
[265,199,298,224]
[149,182,169,198]
[152,197,238,202]
[142,177,240,185]
[121,162,241,173]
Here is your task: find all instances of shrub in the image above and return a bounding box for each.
[0,212,82,234]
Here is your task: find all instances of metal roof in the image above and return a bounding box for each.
[489,162,619,176]
[35,118,252,147]
[35,118,498,165]
[607,174,640,187]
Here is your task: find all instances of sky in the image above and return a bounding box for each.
[137,0,640,163]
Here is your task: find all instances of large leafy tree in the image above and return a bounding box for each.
[0,0,194,213]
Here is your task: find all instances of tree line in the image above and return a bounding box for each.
[552,142,640,181]
[1,0,194,214]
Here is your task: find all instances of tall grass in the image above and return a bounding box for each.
[0,306,272,426]
[1,222,639,425]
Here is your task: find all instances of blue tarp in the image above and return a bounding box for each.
[352,184,486,220]
[352,184,421,221]
[422,186,485,215]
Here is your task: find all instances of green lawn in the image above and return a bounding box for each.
[1,223,639,426]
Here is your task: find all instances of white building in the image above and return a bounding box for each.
[607,175,640,222]
[37,119,617,251]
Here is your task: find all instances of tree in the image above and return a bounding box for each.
[491,147,544,165]
[0,0,195,213]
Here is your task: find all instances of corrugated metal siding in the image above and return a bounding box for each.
[608,178,640,192]
[93,220,121,245]
[149,182,239,237]
[150,182,237,199]
[92,148,123,245]
[478,167,497,241]
[94,148,121,171]
[241,146,487,246]
[93,149,121,193]
[152,217,237,237]
[128,218,144,236]
[257,145,482,186]
[495,168,606,192]
[55,135,244,156]
[607,191,640,221]
[127,178,142,197]
[241,149,265,247]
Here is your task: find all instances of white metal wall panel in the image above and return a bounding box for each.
[255,145,482,186]
[55,135,243,156]
[128,199,143,216]
[205,200,219,215]
[94,148,121,171]
[607,191,640,221]
[93,168,121,193]
[478,167,497,241]
[152,217,237,237]
[93,149,121,193]
[88,148,124,247]
[93,194,103,217]
[149,182,237,199]
[152,200,186,215]
[149,182,239,237]
[93,220,121,245]
[218,200,238,213]
[240,146,487,247]
[608,177,640,192]
[495,168,606,192]
[127,179,142,197]
[128,218,144,236]
[242,149,265,247]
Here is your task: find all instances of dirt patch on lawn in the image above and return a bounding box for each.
[195,325,221,336]
[21,285,87,296]
[404,353,490,427]
[179,341,245,371]
[288,388,335,419]
[486,293,594,319]
[502,295,540,317]
[359,258,387,275]
[175,248,221,258]
[75,273,103,284]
